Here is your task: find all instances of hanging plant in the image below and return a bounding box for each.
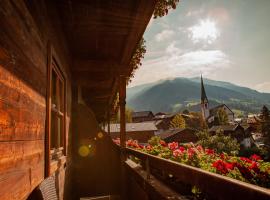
[112,0,180,116]
[153,0,180,18]
[127,38,146,84]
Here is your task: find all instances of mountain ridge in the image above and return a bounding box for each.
[127,77,270,115]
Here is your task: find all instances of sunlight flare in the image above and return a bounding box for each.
[189,19,220,44]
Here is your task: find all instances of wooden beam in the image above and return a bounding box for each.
[73,59,121,72]
[75,79,113,89]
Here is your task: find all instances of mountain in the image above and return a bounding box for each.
[127,77,270,115]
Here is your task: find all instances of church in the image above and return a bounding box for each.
[200,76,235,125]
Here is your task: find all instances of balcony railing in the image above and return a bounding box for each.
[122,147,270,200]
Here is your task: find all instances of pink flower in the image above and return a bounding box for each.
[145,145,153,151]
[173,149,183,157]
[250,154,262,161]
[196,145,204,152]
[187,148,195,158]
[168,142,178,150]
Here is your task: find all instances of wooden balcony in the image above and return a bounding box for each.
[116,146,270,200]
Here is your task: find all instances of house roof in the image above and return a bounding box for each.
[210,104,234,116]
[106,122,157,133]
[241,124,251,131]
[132,111,154,118]
[157,128,196,140]
[154,113,175,120]
[247,116,261,124]
[209,124,241,132]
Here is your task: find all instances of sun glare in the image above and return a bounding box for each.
[189,19,220,44]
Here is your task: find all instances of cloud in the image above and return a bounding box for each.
[255,82,270,93]
[129,43,230,87]
[188,19,220,44]
[155,29,175,42]
[186,8,204,17]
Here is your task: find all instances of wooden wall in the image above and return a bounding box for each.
[0,0,72,199]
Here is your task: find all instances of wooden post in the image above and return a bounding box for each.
[119,74,126,199]
[107,110,110,135]
[119,75,126,149]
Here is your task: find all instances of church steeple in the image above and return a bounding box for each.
[201,75,208,104]
[201,75,209,120]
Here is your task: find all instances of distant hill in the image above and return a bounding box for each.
[127,77,270,115]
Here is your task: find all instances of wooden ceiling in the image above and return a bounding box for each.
[55,0,156,121]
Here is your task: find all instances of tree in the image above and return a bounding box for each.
[111,107,133,123]
[170,114,186,129]
[182,109,190,114]
[216,108,229,125]
[125,107,133,123]
[148,136,162,146]
[196,129,240,155]
[260,105,270,141]
[189,112,208,130]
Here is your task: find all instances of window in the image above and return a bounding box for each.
[46,45,66,176]
[50,62,65,151]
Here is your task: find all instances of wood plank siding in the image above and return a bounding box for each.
[0,0,72,199]
[0,0,155,199]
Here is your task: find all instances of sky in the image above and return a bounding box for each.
[129,0,270,93]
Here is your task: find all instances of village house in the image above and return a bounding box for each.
[158,128,198,144]
[209,124,252,148]
[107,122,158,143]
[154,113,176,130]
[209,104,235,123]
[132,111,155,122]
[247,114,262,132]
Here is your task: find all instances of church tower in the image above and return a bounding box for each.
[201,75,210,120]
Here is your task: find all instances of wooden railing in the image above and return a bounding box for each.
[123,147,270,200]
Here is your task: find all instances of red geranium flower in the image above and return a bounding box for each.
[205,148,215,155]
[179,146,185,152]
[159,140,167,147]
[213,160,235,174]
[212,160,229,174]
[249,162,260,173]
[250,154,262,161]
[240,157,252,163]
